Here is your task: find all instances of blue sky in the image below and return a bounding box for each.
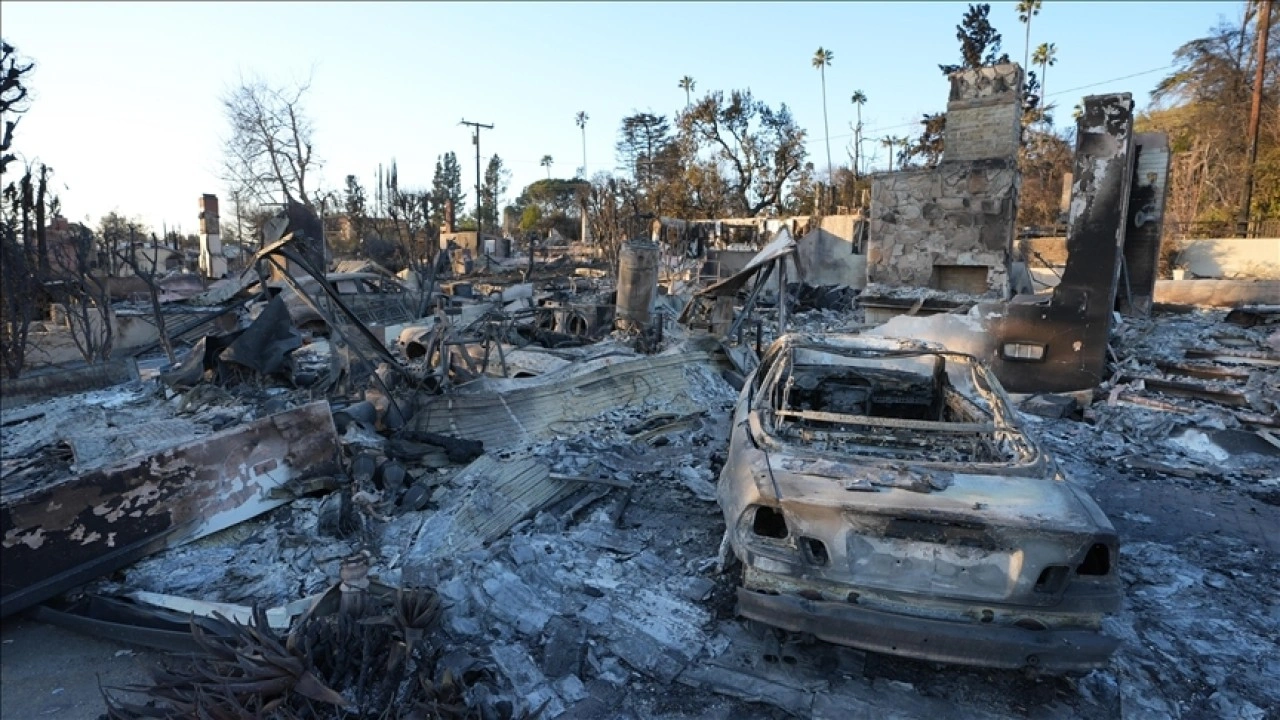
[3,1,1241,233]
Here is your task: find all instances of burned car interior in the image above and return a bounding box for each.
[757,343,1034,466]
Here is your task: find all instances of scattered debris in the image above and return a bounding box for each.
[2,76,1278,720]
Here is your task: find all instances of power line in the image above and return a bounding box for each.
[1046,64,1174,97]
[807,64,1178,147]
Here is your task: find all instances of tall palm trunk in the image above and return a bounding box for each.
[1239,0,1273,236]
[854,104,863,178]
[821,66,833,183]
[1023,21,1032,74]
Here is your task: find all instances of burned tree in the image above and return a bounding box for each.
[0,41,40,377]
[582,173,643,271]
[385,166,437,318]
[222,76,317,209]
[0,162,54,378]
[106,216,176,363]
[45,223,114,365]
[677,90,807,217]
[0,202,34,378]
[0,39,34,177]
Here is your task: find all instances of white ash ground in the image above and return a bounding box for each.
[22,307,1280,719]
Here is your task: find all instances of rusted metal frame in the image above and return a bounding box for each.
[725,262,776,342]
[261,252,410,421]
[272,250,403,372]
[773,409,995,434]
[249,237,409,378]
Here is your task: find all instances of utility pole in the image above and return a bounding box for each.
[1239,0,1272,237]
[460,119,494,237]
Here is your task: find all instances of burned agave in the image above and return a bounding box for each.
[100,607,350,719]
[100,580,502,719]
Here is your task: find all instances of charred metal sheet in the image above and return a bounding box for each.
[1118,133,1171,317]
[406,455,572,565]
[219,295,302,376]
[32,595,212,653]
[248,233,407,379]
[409,352,715,451]
[695,228,797,298]
[0,401,341,618]
[159,331,243,389]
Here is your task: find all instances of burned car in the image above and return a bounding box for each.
[717,334,1121,673]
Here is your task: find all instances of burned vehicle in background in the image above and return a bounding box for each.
[717,334,1122,673]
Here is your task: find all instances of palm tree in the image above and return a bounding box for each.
[540,155,554,179]
[812,47,835,182]
[678,75,696,107]
[850,90,867,177]
[1032,42,1057,111]
[896,136,912,160]
[575,111,589,177]
[880,136,897,173]
[1017,0,1042,75]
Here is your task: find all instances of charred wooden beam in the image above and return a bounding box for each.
[1,401,340,618]
[1153,361,1251,382]
[1184,348,1280,367]
[1117,374,1249,407]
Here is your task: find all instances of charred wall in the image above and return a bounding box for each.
[991,93,1136,393]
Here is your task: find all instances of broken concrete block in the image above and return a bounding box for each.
[675,464,718,502]
[553,674,589,704]
[1021,393,1079,420]
[481,570,556,636]
[607,627,689,684]
[679,577,716,603]
[490,642,565,718]
[542,617,587,679]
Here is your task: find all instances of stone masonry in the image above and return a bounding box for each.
[867,64,1023,298]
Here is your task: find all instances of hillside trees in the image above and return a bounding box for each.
[1138,3,1279,236]
[430,152,466,227]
